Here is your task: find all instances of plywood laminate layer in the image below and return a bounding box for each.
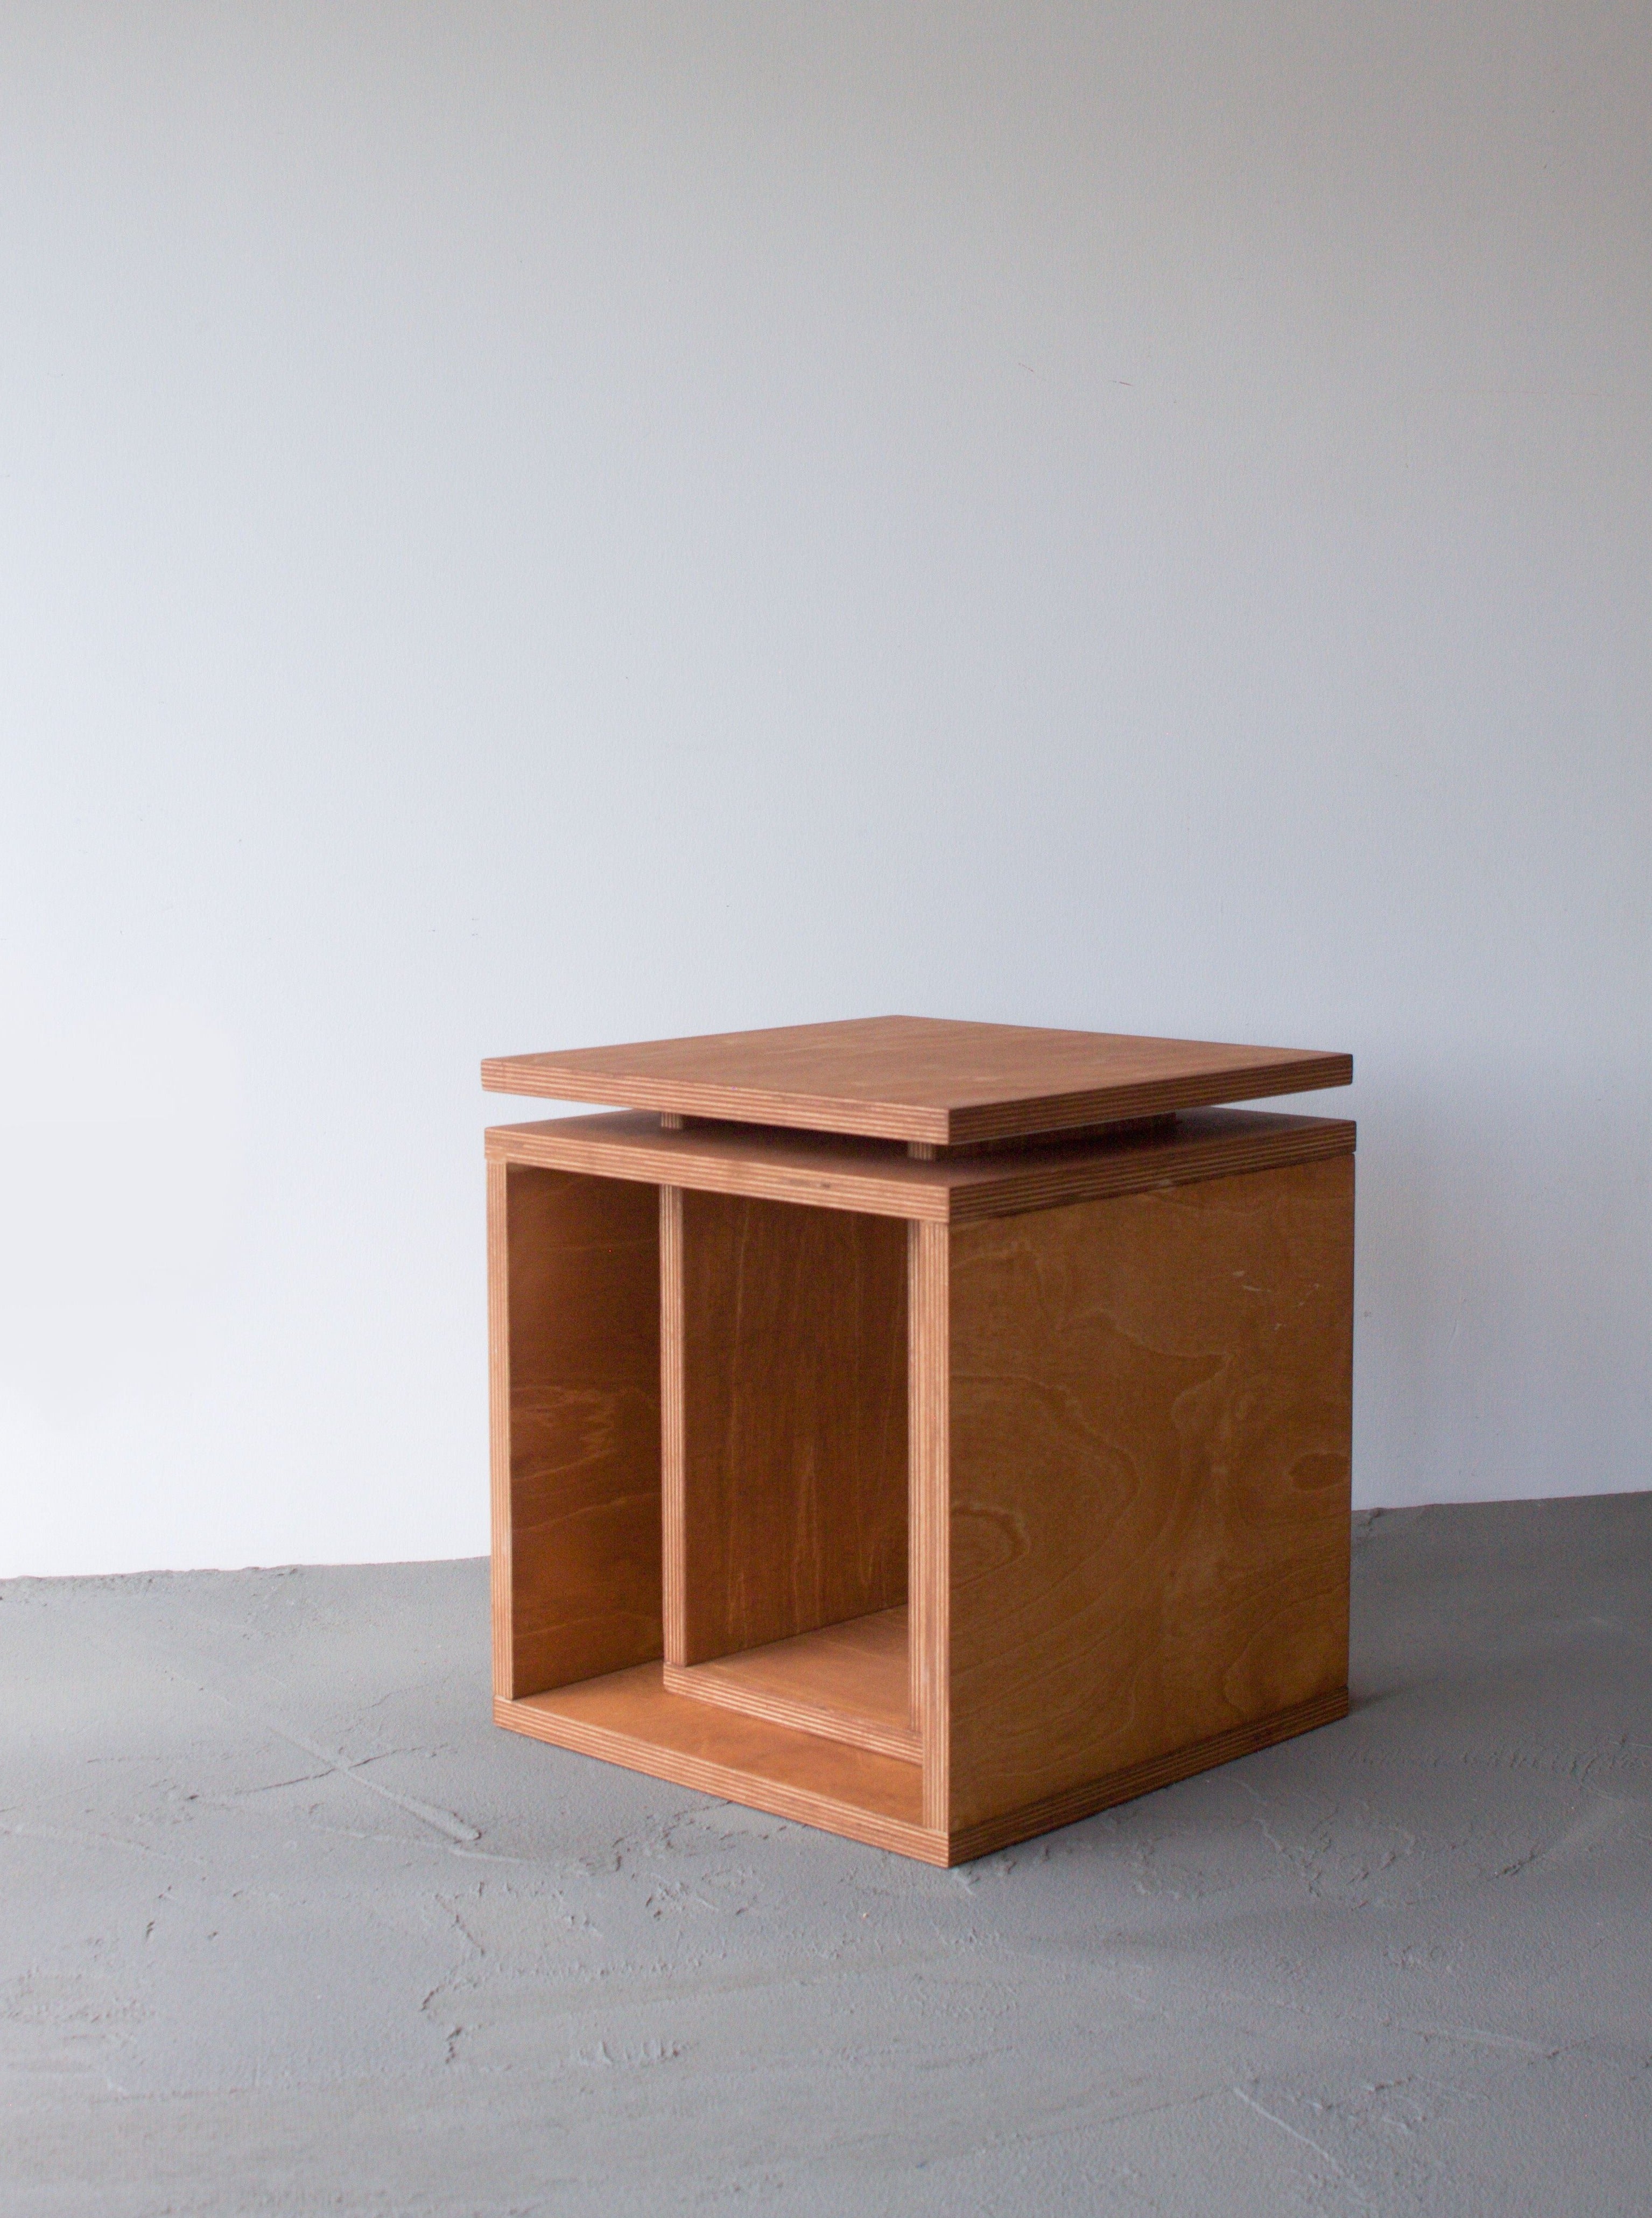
[486,1107,1356,1223]
[483,1015,1351,1145]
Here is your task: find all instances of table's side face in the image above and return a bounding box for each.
[939,1153,1356,1840]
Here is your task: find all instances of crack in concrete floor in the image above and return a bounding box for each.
[2,1497,1650,2215]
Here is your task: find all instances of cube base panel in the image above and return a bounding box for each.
[497,1674,1349,1868]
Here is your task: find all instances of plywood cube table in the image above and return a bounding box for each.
[483,1016,1354,1865]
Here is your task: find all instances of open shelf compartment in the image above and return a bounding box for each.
[661,1185,916,1764]
[488,1156,930,1859]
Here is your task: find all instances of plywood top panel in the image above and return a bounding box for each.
[483,1015,1351,1145]
[486,1107,1356,1224]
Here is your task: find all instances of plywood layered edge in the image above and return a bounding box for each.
[942,1058,1352,1145]
[660,1668,920,1761]
[659,1183,686,1662]
[909,1218,950,1832]
[485,1109,1356,1223]
[480,1058,1354,1146]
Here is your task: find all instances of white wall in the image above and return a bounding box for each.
[3,2,1648,1576]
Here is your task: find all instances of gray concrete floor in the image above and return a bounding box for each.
[3,1498,1650,2217]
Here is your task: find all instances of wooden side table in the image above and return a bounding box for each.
[482,1016,1355,1865]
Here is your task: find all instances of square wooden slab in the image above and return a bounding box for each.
[482,1014,1352,1145]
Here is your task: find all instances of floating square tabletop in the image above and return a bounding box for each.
[481,1014,1351,1146]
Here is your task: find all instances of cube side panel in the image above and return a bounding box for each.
[501,1162,663,1699]
[946,1155,1354,1835]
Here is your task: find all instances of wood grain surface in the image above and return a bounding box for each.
[483,1014,1351,1143]
[486,1106,1356,1224]
[495,1164,662,1701]
[945,1155,1355,1834]
[946,1687,1351,1862]
[671,1192,908,1665]
[664,1606,917,1759]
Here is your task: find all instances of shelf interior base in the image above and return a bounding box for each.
[664,1605,917,1760]
[501,1662,938,1862]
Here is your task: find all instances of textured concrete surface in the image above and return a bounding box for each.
[2,1497,1649,2217]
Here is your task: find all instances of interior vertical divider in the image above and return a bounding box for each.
[659,1182,686,1666]
[908,1217,951,1833]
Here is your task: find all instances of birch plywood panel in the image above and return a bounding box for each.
[500,1165,662,1700]
[946,1155,1354,1835]
[674,1192,907,1665]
